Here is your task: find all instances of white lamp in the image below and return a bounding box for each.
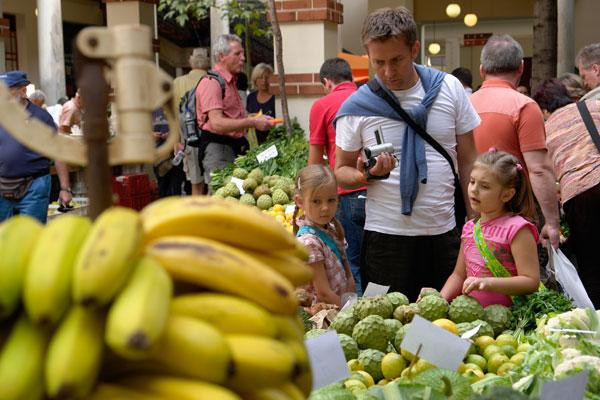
[428,42,441,55]
[464,13,478,27]
[446,3,461,18]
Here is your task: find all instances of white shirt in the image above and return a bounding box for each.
[336,73,480,236]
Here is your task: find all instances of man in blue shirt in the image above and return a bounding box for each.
[0,71,72,223]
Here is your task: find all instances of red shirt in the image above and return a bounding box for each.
[195,64,246,137]
[470,79,547,170]
[309,81,365,195]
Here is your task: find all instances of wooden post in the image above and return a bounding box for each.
[75,49,112,219]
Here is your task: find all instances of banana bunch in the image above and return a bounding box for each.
[0,197,314,399]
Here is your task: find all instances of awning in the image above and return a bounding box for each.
[337,52,370,83]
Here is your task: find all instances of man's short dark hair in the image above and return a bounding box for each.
[451,67,473,88]
[361,7,417,48]
[319,58,353,85]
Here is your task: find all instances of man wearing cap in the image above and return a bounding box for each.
[0,70,72,223]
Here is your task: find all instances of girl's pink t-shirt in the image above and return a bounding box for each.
[461,214,539,307]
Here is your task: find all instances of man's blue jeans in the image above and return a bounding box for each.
[0,175,51,223]
[336,189,366,296]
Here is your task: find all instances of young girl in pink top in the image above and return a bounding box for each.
[293,165,356,307]
[440,149,540,307]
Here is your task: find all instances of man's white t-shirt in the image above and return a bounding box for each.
[336,73,480,236]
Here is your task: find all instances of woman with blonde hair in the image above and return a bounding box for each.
[247,63,276,144]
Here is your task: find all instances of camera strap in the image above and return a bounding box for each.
[367,78,467,229]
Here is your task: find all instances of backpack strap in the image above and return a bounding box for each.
[576,100,600,153]
[204,70,227,99]
[296,225,344,266]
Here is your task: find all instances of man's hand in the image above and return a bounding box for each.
[462,277,490,294]
[253,115,273,131]
[59,189,72,206]
[540,223,560,249]
[359,152,396,178]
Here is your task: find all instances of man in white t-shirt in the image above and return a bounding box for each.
[334,7,480,301]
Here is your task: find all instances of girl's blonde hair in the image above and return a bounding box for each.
[250,63,274,90]
[475,149,537,222]
[292,165,344,240]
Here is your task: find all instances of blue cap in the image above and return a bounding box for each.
[0,70,30,88]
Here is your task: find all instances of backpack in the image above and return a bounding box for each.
[179,70,226,147]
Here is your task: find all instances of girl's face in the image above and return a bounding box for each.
[468,164,516,216]
[295,183,339,226]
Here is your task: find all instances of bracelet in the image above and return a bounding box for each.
[60,188,73,194]
[364,169,390,181]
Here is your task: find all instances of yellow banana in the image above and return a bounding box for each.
[0,215,43,319]
[244,250,314,287]
[273,315,306,342]
[90,383,167,400]
[45,306,104,399]
[225,334,300,392]
[0,314,48,400]
[120,375,242,400]
[146,236,298,315]
[171,293,278,337]
[140,196,299,252]
[272,245,310,262]
[150,315,233,384]
[245,388,293,400]
[106,256,172,360]
[293,370,312,398]
[72,207,142,307]
[24,215,92,326]
[278,383,306,400]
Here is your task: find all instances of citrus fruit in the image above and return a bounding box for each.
[497,362,517,376]
[474,336,495,353]
[487,353,510,374]
[432,318,459,335]
[466,354,487,371]
[381,353,406,380]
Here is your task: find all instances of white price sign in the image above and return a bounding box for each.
[256,144,278,163]
[541,371,588,400]
[305,330,350,390]
[230,177,245,195]
[400,315,470,371]
[362,282,390,297]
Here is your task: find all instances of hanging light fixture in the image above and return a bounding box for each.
[446,3,461,18]
[464,13,478,27]
[428,42,441,55]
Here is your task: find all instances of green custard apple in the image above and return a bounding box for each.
[417,295,449,321]
[387,292,410,309]
[330,312,358,336]
[338,333,359,361]
[352,315,388,351]
[449,295,484,323]
[483,304,513,337]
[353,295,394,320]
[358,349,386,381]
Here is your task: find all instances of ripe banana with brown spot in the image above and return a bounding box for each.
[72,207,143,307]
[106,256,172,359]
[146,236,298,315]
[0,215,43,320]
[150,315,233,384]
[24,214,92,326]
[170,293,278,337]
[45,306,105,399]
[244,249,313,287]
[140,196,300,252]
[224,334,300,392]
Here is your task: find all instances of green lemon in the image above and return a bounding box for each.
[378,379,389,386]
[517,343,533,353]
[501,345,516,358]
[464,362,483,372]
[344,379,367,391]
[463,368,484,383]
[495,333,518,349]
[497,362,517,376]
[381,352,407,380]
[400,348,415,362]
[510,352,526,366]
[483,344,503,360]
[466,354,487,371]
[354,370,375,387]
[474,336,495,353]
[487,353,510,374]
[347,359,364,372]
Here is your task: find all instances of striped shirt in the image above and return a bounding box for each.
[545,99,600,204]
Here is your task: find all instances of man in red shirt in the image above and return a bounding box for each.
[470,34,559,248]
[195,34,272,190]
[308,58,365,295]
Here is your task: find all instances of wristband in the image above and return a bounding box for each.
[60,188,73,194]
[364,169,390,181]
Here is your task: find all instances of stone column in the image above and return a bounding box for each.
[557,0,575,75]
[270,0,344,132]
[211,0,230,63]
[36,0,66,104]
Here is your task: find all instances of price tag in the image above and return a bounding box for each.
[256,144,278,163]
[400,315,470,371]
[230,177,245,195]
[541,371,588,400]
[461,324,481,339]
[305,330,350,390]
[362,282,390,297]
